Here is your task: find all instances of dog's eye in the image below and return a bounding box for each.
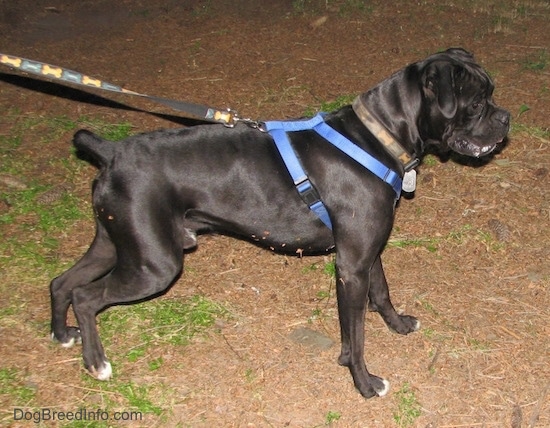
[470,101,484,115]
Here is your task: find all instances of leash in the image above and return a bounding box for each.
[0,53,247,127]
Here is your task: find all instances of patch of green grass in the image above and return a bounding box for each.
[244,368,256,383]
[1,238,64,278]
[316,290,331,300]
[0,368,36,405]
[477,229,504,252]
[80,376,163,418]
[522,49,548,72]
[3,111,133,146]
[447,223,471,242]
[80,118,134,141]
[148,357,164,372]
[387,236,438,252]
[302,258,336,277]
[393,382,422,427]
[422,154,438,167]
[0,177,89,278]
[467,338,490,351]
[309,307,323,322]
[302,262,320,273]
[422,327,436,339]
[389,224,497,253]
[0,186,90,280]
[0,134,22,152]
[323,258,336,277]
[419,299,439,317]
[304,259,335,322]
[511,122,550,141]
[304,94,356,116]
[100,296,229,353]
[115,381,163,416]
[325,410,342,425]
[0,113,134,283]
[517,103,530,118]
[0,186,86,230]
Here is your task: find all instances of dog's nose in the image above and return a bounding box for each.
[494,110,510,126]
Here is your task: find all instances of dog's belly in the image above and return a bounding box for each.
[184,207,336,255]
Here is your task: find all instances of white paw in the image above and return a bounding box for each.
[413,319,421,331]
[376,378,391,397]
[51,332,76,348]
[93,361,112,381]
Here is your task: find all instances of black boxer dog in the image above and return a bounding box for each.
[50,48,509,398]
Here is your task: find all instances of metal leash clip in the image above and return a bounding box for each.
[230,111,265,131]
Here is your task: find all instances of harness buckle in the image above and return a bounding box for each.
[295,178,322,207]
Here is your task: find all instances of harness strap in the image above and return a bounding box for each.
[265,115,333,229]
[264,113,402,230]
[312,120,402,196]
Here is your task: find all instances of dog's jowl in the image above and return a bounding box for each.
[50,48,509,398]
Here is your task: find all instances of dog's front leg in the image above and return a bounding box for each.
[335,253,390,398]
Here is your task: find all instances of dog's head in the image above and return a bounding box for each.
[418,48,510,157]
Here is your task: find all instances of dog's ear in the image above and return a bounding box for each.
[444,47,474,62]
[422,61,457,119]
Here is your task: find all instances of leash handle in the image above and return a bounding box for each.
[0,53,237,126]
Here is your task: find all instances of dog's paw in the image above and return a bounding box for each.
[90,361,112,381]
[51,326,82,348]
[374,377,390,397]
[389,314,420,335]
[358,375,390,399]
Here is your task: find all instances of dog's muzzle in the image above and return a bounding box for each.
[448,108,510,157]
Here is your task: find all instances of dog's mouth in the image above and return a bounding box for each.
[448,135,504,158]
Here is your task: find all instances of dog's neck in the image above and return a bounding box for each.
[352,97,419,173]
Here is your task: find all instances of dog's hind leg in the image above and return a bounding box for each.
[367,256,420,334]
[70,219,184,380]
[50,221,116,347]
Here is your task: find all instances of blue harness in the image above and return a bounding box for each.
[263,113,402,230]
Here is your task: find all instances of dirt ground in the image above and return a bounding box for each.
[0,0,549,427]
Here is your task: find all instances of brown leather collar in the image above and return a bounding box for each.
[352,97,419,172]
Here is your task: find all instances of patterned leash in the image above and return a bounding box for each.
[0,53,247,127]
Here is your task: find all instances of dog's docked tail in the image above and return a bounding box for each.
[73,130,116,168]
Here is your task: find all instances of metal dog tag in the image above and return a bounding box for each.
[402,169,417,193]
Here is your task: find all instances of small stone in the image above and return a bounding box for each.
[288,327,334,350]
